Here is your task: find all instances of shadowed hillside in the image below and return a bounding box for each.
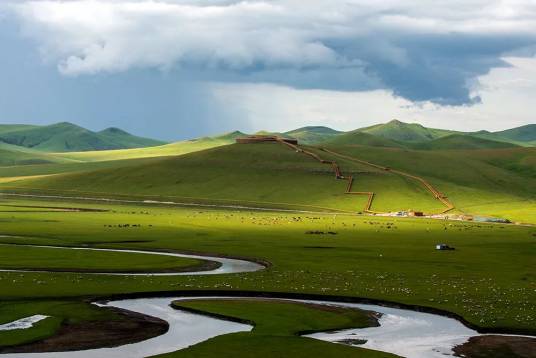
[410,134,519,150]
[0,122,165,152]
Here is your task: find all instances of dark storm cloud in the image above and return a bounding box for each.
[2,0,536,137]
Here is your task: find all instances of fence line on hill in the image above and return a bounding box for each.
[275,138,454,214]
[276,139,376,213]
[321,148,454,213]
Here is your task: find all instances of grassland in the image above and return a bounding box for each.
[0,119,534,222]
[155,299,396,357]
[3,141,534,222]
[0,123,534,355]
[0,300,123,347]
[0,143,75,166]
[318,145,536,223]
[0,197,533,339]
[53,136,236,162]
[0,244,202,273]
[0,143,457,215]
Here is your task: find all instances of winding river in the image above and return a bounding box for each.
[0,243,532,358]
[0,243,264,276]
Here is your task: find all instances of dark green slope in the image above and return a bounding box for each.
[97,127,165,148]
[0,122,166,152]
[354,120,535,148]
[0,124,39,134]
[411,134,519,150]
[493,124,536,143]
[1,143,362,211]
[284,126,342,144]
[321,130,404,148]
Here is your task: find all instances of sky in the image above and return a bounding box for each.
[0,1,535,141]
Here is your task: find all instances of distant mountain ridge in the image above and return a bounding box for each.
[306,120,535,149]
[0,120,533,156]
[410,134,519,150]
[0,122,165,152]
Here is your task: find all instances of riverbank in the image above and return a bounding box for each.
[0,307,168,354]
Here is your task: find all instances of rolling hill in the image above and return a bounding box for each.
[0,124,39,134]
[0,122,165,152]
[0,142,74,167]
[284,126,342,144]
[356,119,456,142]
[470,124,536,147]
[494,124,536,143]
[0,143,365,212]
[320,144,536,222]
[410,134,519,150]
[53,131,245,162]
[318,120,535,149]
[0,120,534,221]
[2,140,535,222]
[320,131,404,148]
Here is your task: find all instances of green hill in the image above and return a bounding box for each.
[4,141,535,222]
[493,124,536,144]
[0,142,73,167]
[411,134,519,150]
[357,119,455,142]
[0,121,534,222]
[354,120,535,148]
[53,131,245,162]
[212,130,248,141]
[466,125,536,147]
[284,126,342,144]
[0,143,365,211]
[0,122,165,152]
[321,144,536,222]
[0,124,39,134]
[321,130,405,148]
[96,127,164,148]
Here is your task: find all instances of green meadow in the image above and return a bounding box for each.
[0,120,534,356]
[0,244,202,273]
[2,142,534,222]
[0,197,533,349]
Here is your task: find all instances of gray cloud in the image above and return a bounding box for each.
[8,0,536,105]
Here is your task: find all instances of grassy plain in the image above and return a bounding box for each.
[0,244,201,273]
[0,300,121,347]
[0,135,534,355]
[1,141,535,221]
[0,143,456,215]
[0,197,533,344]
